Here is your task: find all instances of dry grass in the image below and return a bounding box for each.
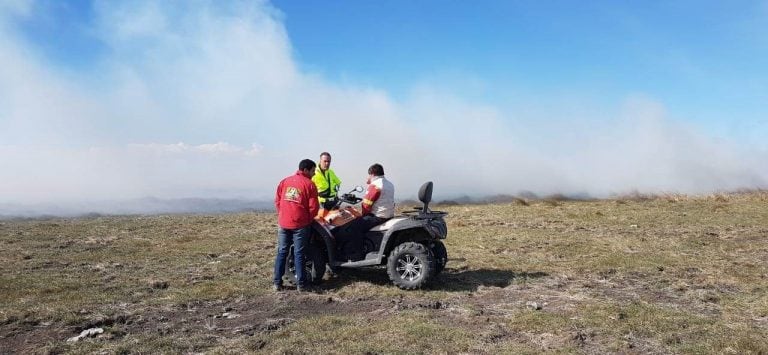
[1,192,767,354]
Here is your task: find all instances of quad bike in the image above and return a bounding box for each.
[284,181,448,290]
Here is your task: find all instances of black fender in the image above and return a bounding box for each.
[378,218,433,257]
[312,221,337,263]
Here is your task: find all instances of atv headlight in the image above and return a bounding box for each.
[428,220,447,239]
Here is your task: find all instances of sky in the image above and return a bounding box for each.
[1,0,767,212]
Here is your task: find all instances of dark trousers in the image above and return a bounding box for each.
[273,226,309,287]
[337,214,385,259]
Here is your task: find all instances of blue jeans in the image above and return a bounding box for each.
[273,226,310,287]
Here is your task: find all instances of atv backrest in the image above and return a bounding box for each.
[418,181,433,213]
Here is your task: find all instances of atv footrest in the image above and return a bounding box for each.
[333,257,382,268]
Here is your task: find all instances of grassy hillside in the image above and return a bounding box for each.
[1,192,767,354]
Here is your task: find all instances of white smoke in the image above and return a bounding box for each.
[0,1,766,215]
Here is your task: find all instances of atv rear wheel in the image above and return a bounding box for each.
[430,241,447,275]
[387,242,435,290]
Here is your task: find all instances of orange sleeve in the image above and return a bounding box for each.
[361,184,380,215]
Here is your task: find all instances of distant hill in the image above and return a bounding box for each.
[0,197,275,219]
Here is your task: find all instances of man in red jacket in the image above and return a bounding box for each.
[273,159,320,292]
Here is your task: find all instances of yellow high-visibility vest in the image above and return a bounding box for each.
[312,168,342,204]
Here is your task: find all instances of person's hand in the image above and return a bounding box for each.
[315,215,330,225]
[348,207,362,218]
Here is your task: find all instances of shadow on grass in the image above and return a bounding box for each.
[431,269,547,292]
[319,267,547,292]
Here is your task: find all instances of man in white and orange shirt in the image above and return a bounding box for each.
[361,163,394,219]
[337,163,394,260]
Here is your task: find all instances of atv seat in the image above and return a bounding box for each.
[419,181,433,213]
[403,181,448,219]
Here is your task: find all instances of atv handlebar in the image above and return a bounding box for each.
[328,186,364,209]
[340,193,362,205]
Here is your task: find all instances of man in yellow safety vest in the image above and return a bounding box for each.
[312,152,342,213]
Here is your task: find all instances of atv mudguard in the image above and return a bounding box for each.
[376,218,436,258]
[311,221,336,264]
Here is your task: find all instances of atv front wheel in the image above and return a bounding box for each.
[387,242,435,290]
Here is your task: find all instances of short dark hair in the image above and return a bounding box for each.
[299,159,316,171]
[320,152,331,159]
[368,163,384,176]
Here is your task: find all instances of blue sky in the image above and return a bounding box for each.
[0,0,767,208]
[274,1,768,138]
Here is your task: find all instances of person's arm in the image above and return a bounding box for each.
[361,184,381,215]
[274,181,282,211]
[307,183,320,218]
[330,170,342,197]
[312,172,330,198]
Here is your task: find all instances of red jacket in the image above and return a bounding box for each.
[275,170,320,229]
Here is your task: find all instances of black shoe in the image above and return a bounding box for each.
[272,284,283,292]
[327,265,341,275]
